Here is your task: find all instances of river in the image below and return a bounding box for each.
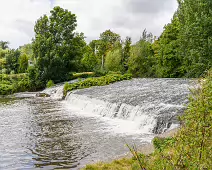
[0,78,193,169]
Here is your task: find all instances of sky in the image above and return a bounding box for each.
[0,0,178,49]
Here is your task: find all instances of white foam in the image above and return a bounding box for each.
[63,93,157,135]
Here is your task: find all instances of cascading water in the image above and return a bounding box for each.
[64,78,194,134]
[41,79,80,99]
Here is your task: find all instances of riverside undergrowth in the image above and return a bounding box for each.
[63,73,132,96]
[83,70,212,170]
[0,74,29,95]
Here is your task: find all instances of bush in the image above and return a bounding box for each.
[0,84,13,95]
[0,73,32,95]
[64,73,132,96]
[46,80,55,88]
[152,137,176,152]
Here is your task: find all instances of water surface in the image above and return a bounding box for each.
[0,97,151,170]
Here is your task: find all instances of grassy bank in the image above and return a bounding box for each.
[83,71,212,170]
[64,73,132,96]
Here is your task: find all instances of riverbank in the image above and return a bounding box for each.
[92,127,179,163]
[83,71,212,170]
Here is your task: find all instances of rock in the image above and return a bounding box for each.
[36,93,50,97]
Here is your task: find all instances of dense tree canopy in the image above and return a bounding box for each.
[32,6,86,83]
[128,30,154,77]
[156,14,181,78]
[177,0,212,77]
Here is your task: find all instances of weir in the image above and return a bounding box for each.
[44,78,194,134]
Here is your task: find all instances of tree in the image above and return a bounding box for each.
[18,53,29,73]
[19,44,33,60]
[177,0,212,77]
[0,41,9,49]
[98,30,121,69]
[32,6,86,83]
[128,30,155,77]
[5,49,20,74]
[105,49,124,72]
[81,46,98,71]
[122,37,131,71]
[156,14,182,78]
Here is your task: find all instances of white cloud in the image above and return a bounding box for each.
[0,0,178,48]
[0,0,51,48]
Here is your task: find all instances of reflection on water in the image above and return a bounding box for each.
[0,97,151,170]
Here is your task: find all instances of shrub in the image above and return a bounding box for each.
[0,73,29,95]
[64,73,132,96]
[152,137,176,152]
[46,80,55,88]
[0,84,13,95]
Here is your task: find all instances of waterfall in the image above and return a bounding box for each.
[39,78,193,134]
[64,79,193,134]
[40,79,80,100]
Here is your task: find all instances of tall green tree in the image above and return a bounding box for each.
[81,46,98,71]
[105,49,124,72]
[122,36,131,71]
[177,0,212,77]
[18,53,29,73]
[32,6,86,83]
[128,30,154,77]
[156,14,182,78]
[5,49,20,74]
[98,30,121,69]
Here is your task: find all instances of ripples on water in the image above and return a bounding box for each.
[0,97,151,170]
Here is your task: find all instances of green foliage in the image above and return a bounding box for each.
[128,30,155,77]
[122,37,132,71]
[105,49,124,72]
[98,29,121,57]
[152,137,176,152]
[19,44,33,60]
[64,73,132,96]
[5,49,20,74]
[177,0,212,77]
[156,14,182,78]
[0,41,9,49]
[18,53,29,73]
[32,6,86,84]
[81,46,98,71]
[171,70,212,169]
[0,84,13,95]
[0,73,29,95]
[46,80,55,88]
[90,30,121,70]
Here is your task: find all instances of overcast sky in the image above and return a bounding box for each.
[0,0,178,49]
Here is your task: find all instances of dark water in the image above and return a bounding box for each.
[0,96,152,170]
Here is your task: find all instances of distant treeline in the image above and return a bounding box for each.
[0,0,211,91]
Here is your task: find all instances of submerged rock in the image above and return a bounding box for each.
[36,93,50,97]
